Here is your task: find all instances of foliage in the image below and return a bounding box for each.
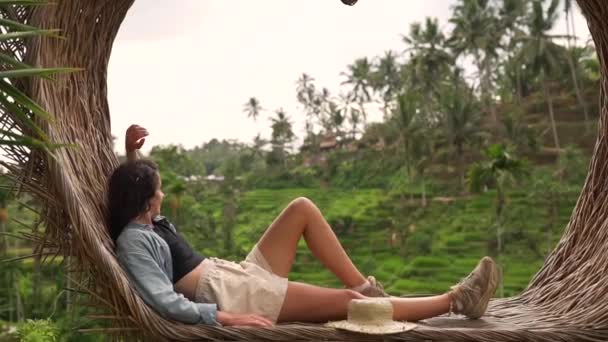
[556,145,588,184]
[243,97,263,122]
[467,144,528,194]
[16,319,58,342]
[0,1,80,153]
[500,106,539,153]
[341,58,373,121]
[402,17,453,124]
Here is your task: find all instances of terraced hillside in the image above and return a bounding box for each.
[196,184,582,298]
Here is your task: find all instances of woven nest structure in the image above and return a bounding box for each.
[2,0,608,341]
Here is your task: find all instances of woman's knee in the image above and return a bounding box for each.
[287,197,316,216]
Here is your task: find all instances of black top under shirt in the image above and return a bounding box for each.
[152,216,205,283]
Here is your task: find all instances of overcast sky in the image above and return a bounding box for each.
[107,0,591,154]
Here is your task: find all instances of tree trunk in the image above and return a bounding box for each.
[0,206,8,257]
[477,56,497,128]
[421,178,427,208]
[485,62,498,128]
[0,221,6,256]
[359,102,367,127]
[516,67,523,106]
[495,183,505,298]
[542,78,561,150]
[32,220,41,316]
[15,281,23,322]
[12,240,24,323]
[8,264,13,322]
[496,185,505,256]
[33,251,41,315]
[564,16,591,134]
[457,143,465,193]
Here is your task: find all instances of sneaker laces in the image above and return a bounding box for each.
[449,271,479,315]
[451,271,475,290]
[367,276,384,291]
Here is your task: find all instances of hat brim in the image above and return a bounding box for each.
[326,320,417,335]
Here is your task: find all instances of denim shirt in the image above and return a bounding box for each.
[115,218,219,325]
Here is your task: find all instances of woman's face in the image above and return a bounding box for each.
[148,172,164,217]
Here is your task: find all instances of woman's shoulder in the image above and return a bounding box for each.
[116,223,164,251]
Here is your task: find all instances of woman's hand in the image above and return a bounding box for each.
[125,124,149,153]
[216,311,274,327]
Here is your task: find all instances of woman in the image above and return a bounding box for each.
[107,124,500,327]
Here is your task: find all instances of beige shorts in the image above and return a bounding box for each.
[194,244,289,323]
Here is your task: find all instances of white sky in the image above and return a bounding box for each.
[107,0,591,154]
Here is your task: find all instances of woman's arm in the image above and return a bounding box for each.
[125,124,148,162]
[117,232,218,325]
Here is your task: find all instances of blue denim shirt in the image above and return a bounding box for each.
[115,218,219,325]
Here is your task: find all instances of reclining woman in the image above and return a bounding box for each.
[107,124,500,327]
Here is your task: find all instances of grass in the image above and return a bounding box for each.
[177,175,581,298]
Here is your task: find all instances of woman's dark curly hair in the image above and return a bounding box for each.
[107,159,159,241]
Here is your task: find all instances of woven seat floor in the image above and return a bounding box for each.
[158,299,607,341]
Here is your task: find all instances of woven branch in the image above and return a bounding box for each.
[1,0,608,341]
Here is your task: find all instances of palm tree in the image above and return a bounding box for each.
[373,50,402,117]
[438,76,486,191]
[564,0,577,49]
[251,133,268,159]
[393,92,422,179]
[296,73,317,111]
[501,52,536,105]
[516,0,564,150]
[318,87,338,134]
[402,18,453,125]
[392,91,430,206]
[347,108,362,140]
[270,108,295,167]
[499,0,528,29]
[341,57,373,123]
[243,97,263,122]
[449,0,504,125]
[497,0,530,107]
[501,106,539,153]
[467,144,528,297]
[467,144,528,257]
[296,73,322,141]
[328,102,346,139]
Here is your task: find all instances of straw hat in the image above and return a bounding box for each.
[325,299,417,335]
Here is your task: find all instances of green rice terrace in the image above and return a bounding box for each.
[178,177,580,298]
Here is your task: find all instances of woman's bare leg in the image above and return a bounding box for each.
[277,282,450,323]
[255,197,366,288]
